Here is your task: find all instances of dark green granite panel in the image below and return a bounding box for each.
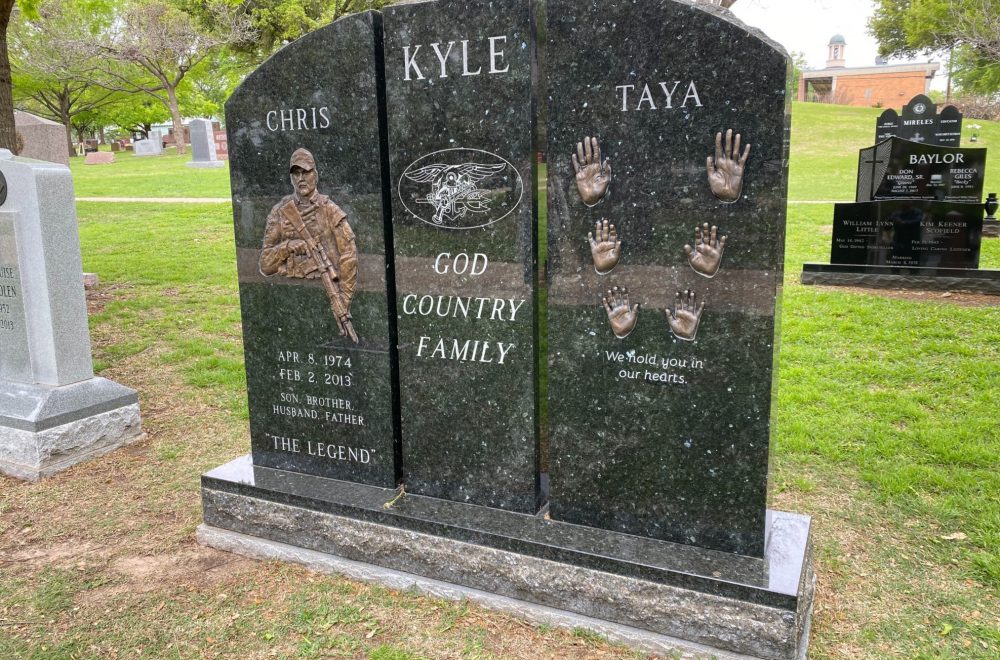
[226,12,398,487]
[383,0,540,513]
[545,0,791,556]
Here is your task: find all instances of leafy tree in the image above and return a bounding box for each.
[1,0,41,151]
[870,0,1000,95]
[182,0,395,61]
[10,0,121,157]
[62,0,254,154]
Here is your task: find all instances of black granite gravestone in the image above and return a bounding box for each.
[203,4,817,657]
[226,13,399,487]
[832,200,983,268]
[806,93,998,292]
[856,137,987,203]
[876,108,900,144]
[382,0,539,513]
[545,0,790,557]
[876,94,964,147]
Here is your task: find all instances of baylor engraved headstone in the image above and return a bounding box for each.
[383,0,539,513]
[226,13,398,487]
[0,150,142,481]
[805,97,998,292]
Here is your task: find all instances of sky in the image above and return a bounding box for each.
[729,0,948,89]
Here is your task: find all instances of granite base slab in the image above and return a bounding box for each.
[984,219,999,238]
[802,263,1000,295]
[185,161,225,169]
[0,378,142,481]
[200,456,814,659]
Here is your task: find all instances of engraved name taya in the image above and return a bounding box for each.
[616,81,702,112]
[402,35,512,80]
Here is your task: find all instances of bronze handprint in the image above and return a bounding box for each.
[603,286,639,340]
[706,129,750,203]
[573,136,612,206]
[684,223,727,278]
[665,290,704,342]
[588,219,621,274]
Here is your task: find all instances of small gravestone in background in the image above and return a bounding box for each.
[804,97,998,293]
[84,152,114,165]
[876,94,964,147]
[133,139,162,157]
[199,3,815,658]
[0,150,143,481]
[187,119,225,169]
[14,111,69,166]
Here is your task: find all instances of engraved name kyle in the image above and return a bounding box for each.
[616,81,703,112]
[403,36,511,81]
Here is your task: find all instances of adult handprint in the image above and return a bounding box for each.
[684,223,727,278]
[573,136,611,206]
[589,219,621,274]
[602,286,639,339]
[706,129,750,203]
[665,290,705,342]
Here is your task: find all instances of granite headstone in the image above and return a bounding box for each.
[188,118,225,169]
[0,149,142,480]
[226,13,399,487]
[133,139,162,157]
[545,0,790,557]
[13,111,69,165]
[876,94,963,147]
[856,137,986,203]
[832,200,983,268]
[383,0,539,513]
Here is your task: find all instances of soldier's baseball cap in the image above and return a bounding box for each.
[289,148,316,172]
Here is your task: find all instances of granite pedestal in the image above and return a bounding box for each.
[201,456,814,660]
[0,150,142,481]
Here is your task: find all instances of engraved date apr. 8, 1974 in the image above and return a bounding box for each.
[706,129,750,203]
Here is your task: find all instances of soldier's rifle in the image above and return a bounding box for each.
[281,202,359,343]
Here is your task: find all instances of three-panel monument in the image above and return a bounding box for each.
[199,1,816,658]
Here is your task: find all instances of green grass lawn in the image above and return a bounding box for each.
[69,148,231,198]
[0,101,997,659]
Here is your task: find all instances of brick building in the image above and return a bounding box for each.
[798,35,940,108]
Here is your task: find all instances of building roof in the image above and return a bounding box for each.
[801,62,940,80]
[829,34,846,45]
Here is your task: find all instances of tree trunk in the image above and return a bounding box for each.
[60,89,75,158]
[167,85,185,155]
[0,0,16,152]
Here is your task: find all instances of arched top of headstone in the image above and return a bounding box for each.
[227,10,378,113]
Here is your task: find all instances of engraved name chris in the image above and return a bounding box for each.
[403,253,527,365]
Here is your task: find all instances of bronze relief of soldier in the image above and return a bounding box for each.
[260,148,360,342]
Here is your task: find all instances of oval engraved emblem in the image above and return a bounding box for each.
[398,148,523,230]
[914,102,927,115]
